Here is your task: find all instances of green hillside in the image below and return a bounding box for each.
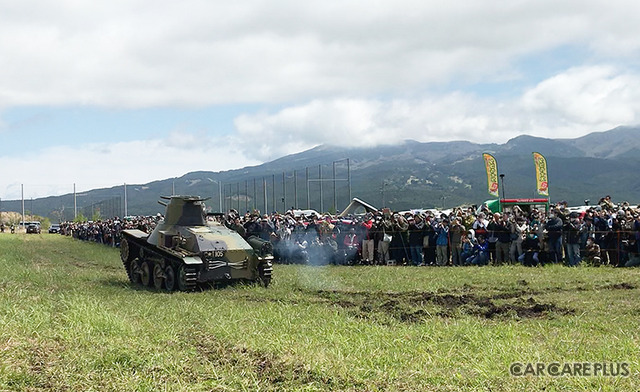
[3,126,640,219]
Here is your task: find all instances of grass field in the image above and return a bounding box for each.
[0,233,638,391]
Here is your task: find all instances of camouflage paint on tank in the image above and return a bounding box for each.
[120,195,272,290]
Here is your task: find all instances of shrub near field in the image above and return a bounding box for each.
[0,233,638,391]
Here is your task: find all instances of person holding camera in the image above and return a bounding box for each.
[469,235,489,265]
[435,219,450,266]
[494,213,512,264]
[545,208,564,263]
[449,217,466,266]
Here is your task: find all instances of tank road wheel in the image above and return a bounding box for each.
[129,260,142,285]
[120,238,136,263]
[152,263,164,290]
[177,265,197,292]
[164,265,176,292]
[121,238,139,283]
[140,261,152,287]
[257,261,273,288]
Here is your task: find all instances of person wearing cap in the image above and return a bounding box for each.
[510,217,528,263]
[377,214,393,264]
[469,235,489,266]
[408,214,426,266]
[423,215,437,265]
[580,214,594,249]
[519,231,540,266]
[545,208,564,263]
[244,214,262,238]
[610,211,629,267]
[390,213,410,264]
[435,219,450,266]
[494,213,512,264]
[259,216,275,241]
[230,216,246,238]
[486,213,501,263]
[472,212,488,239]
[593,208,611,265]
[459,233,474,265]
[583,237,601,266]
[343,226,360,264]
[360,215,375,265]
[564,214,582,266]
[600,195,615,210]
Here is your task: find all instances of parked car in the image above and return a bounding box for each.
[49,224,61,234]
[26,223,41,234]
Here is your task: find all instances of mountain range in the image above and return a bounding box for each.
[3,126,640,221]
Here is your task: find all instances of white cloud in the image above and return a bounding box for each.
[234,65,640,159]
[520,66,640,134]
[1,1,640,107]
[1,134,260,200]
[233,95,510,160]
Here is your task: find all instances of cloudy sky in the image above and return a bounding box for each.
[2,0,640,200]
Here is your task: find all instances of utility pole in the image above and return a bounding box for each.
[306,167,310,209]
[293,170,298,209]
[319,165,323,213]
[263,177,267,214]
[124,183,128,217]
[74,183,77,219]
[282,172,286,212]
[222,184,225,213]
[333,161,337,213]
[21,184,25,227]
[347,158,351,202]
[218,181,223,213]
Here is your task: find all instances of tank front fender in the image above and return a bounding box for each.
[182,256,203,265]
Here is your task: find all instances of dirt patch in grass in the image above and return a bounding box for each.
[70,260,120,271]
[314,290,573,322]
[601,282,636,290]
[191,333,368,391]
[243,283,584,323]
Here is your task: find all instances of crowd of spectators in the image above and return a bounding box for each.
[219,195,640,268]
[59,216,161,247]
[55,195,640,268]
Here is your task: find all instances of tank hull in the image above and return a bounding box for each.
[119,196,272,291]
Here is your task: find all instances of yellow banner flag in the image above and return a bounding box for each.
[532,152,549,196]
[482,153,500,197]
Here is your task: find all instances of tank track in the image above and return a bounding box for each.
[123,259,134,282]
[120,239,136,283]
[259,260,273,287]
[180,265,198,291]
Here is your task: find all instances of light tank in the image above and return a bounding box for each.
[120,195,273,291]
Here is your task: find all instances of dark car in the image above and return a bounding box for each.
[26,223,41,234]
[49,224,61,234]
